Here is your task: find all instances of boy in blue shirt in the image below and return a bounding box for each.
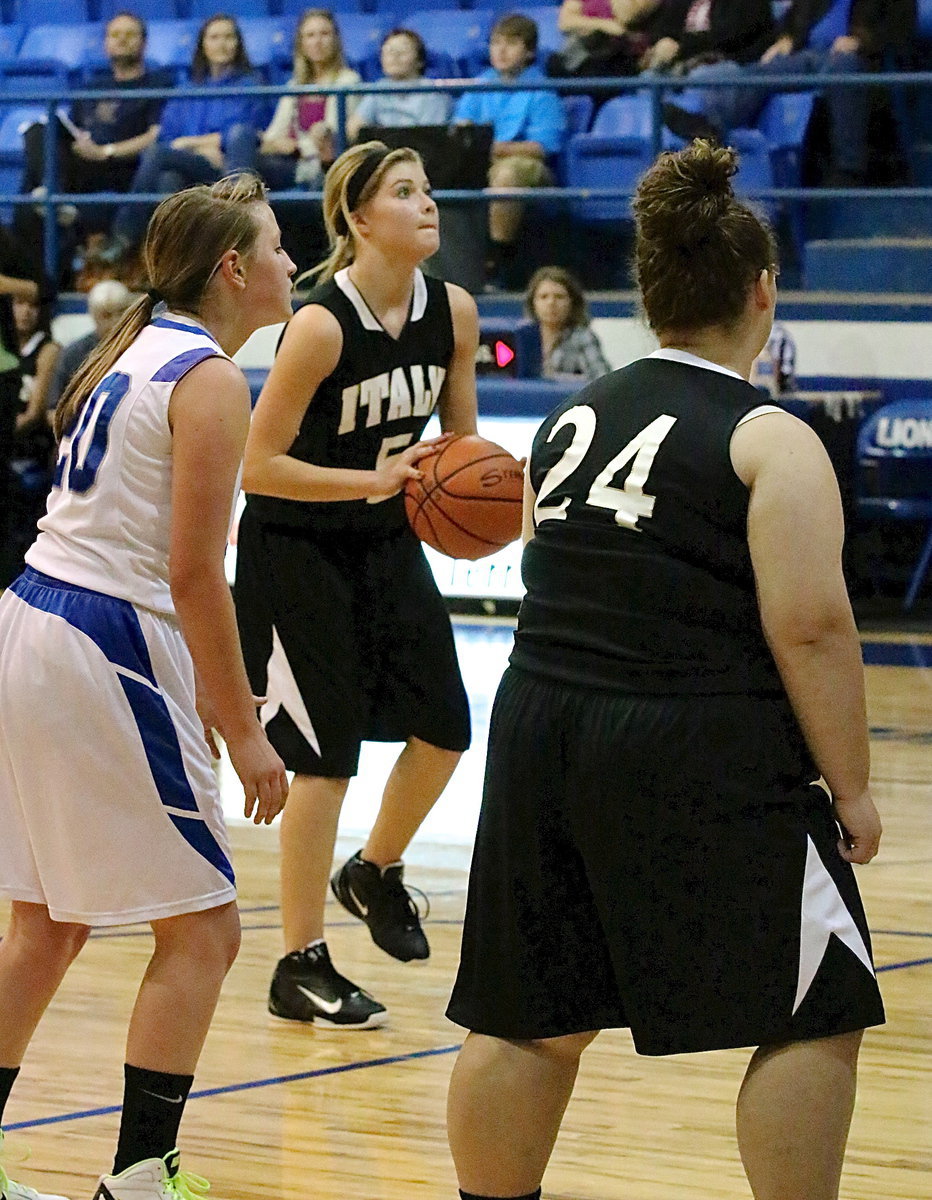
[455,14,566,288]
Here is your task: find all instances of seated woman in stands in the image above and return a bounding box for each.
[252,9,361,189]
[98,15,261,263]
[347,29,452,142]
[525,266,612,382]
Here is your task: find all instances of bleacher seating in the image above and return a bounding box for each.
[0,24,23,65]
[403,9,495,78]
[17,22,103,75]
[144,19,197,72]
[0,103,43,221]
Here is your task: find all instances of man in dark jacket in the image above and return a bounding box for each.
[662,0,917,183]
[17,12,172,238]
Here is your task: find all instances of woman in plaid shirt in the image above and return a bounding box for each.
[525,267,612,382]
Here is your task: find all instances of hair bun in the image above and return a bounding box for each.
[634,139,738,249]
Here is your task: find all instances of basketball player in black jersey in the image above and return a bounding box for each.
[235,142,479,1027]
[446,141,884,1200]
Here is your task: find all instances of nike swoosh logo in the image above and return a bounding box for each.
[141,1089,184,1104]
[348,882,368,916]
[297,984,343,1014]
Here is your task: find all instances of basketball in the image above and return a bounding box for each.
[404,435,525,560]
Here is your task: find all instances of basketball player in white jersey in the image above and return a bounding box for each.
[0,175,293,1200]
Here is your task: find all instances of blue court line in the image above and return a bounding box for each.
[4,1044,462,1133]
[861,641,932,668]
[5,953,930,1134]
[877,956,932,973]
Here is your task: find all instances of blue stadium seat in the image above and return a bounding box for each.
[553,92,592,184]
[312,12,387,72]
[516,5,562,63]
[0,25,25,66]
[279,0,364,13]
[856,398,932,610]
[144,20,197,71]
[9,0,90,23]
[400,9,495,76]
[566,100,654,223]
[97,0,180,19]
[188,0,273,17]
[17,23,104,73]
[920,0,932,36]
[239,17,291,70]
[728,127,776,214]
[1,63,68,92]
[0,103,45,221]
[806,0,852,49]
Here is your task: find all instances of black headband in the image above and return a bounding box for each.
[336,148,390,236]
[147,287,163,303]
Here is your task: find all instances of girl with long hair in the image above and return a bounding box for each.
[235,141,479,1028]
[101,15,261,262]
[0,174,294,1200]
[255,9,361,188]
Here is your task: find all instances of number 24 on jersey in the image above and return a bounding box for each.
[533,405,677,531]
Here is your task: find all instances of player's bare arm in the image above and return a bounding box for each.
[437,282,480,436]
[731,410,880,863]
[169,356,288,823]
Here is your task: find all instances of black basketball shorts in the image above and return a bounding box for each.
[447,667,885,1056]
[234,507,471,777]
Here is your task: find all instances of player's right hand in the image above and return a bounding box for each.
[226,729,289,826]
[371,441,431,499]
[833,788,882,864]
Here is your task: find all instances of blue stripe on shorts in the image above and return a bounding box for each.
[11,567,235,886]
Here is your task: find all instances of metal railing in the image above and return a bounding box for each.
[1,69,928,279]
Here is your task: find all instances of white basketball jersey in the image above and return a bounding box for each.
[27,313,232,614]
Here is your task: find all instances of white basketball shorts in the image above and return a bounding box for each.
[0,567,236,925]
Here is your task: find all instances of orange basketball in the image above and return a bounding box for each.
[404,434,524,560]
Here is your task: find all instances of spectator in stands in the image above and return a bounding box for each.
[638,0,774,72]
[46,281,134,413]
[550,0,662,77]
[347,29,452,142]
[525,266,612,381]
[660,0,913,185]
[98,15,261,261]
[17,13,171,243]
[12,296,58,448]
[454,13,567,290]
[250,9,361,189]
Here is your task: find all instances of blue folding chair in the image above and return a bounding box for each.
[856,399,932,611]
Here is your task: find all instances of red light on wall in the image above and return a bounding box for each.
[495,340,515,368]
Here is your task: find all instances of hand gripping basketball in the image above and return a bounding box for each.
[404,434,524,560]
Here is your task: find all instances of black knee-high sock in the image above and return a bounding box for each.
[0,1066,19,1127]
[113,1065,194,1174]
[459,1191,541,1200]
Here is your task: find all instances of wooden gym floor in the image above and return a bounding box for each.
[1,625,929,1200]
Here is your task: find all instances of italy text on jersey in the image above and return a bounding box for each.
[338,365,447,435]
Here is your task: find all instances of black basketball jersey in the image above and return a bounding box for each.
[247,267,455,535]
[511,350,785,695]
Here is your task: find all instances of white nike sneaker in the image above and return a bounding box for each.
[93,1150,208,1199]
[0,1129,71,1200]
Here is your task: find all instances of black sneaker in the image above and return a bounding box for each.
[268,942,388,1028]
[330,851,430,962]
